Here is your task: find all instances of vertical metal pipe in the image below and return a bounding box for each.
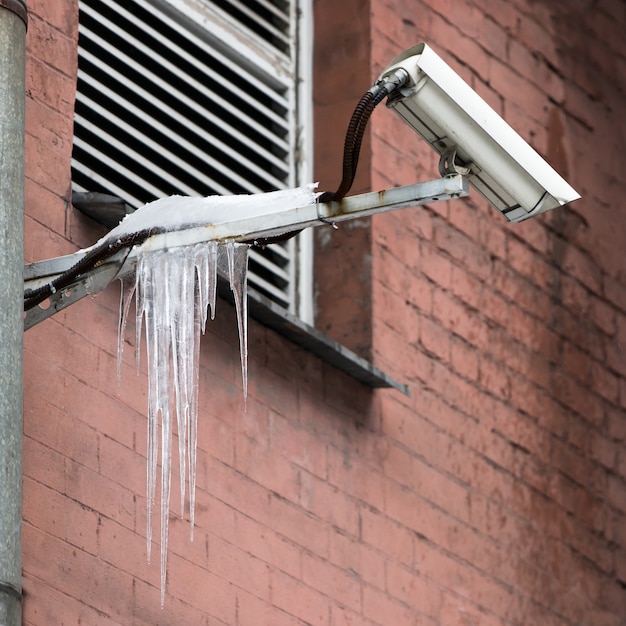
[0,1,27,625]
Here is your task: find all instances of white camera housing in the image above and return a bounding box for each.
[378,43,580,222]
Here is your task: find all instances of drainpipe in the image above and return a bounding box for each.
[0,1,27,625]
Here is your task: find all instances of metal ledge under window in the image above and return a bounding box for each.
[73,194,409,395]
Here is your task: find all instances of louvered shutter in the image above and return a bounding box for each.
[72,0,308,313]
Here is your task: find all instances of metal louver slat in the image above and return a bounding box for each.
[218,0,290,47]
[209,0,291,55]
[246,271,291,306]
[249,249,290,282]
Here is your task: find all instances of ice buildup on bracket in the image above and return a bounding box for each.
[115,185,318,607]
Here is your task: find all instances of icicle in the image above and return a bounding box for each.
[114,185,318,607]
[194,240,218,330]
[189,277,201,540]
[226,242,250,402]
[117,273,136,387]
[131,243,225,603]
[135,252,157,565]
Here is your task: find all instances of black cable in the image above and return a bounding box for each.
[319,72,407,204]
[24,227,164,311]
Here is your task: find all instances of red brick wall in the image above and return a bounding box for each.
[21,1,626,625]
[368,0,626,624]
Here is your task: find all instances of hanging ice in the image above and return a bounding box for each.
[115,185,318,607]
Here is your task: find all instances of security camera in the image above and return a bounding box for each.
[377,43,580,222]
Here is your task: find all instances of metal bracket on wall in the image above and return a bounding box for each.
[23,175,469,331]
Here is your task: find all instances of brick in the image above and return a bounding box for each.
[506,234,555,292]
[327,442,386,508]
[385,561,443,619]
[590,361,620,404]
[302,553,362,614]
[268,494,330,558]
[478,355,511,398]
[362,584,418,626]
[23,476,99,555]
[491,259,552,319]
[97,516,155,583]
[562,339,592,383]
[551,371,606,428]
[607,346,626,383]
[27,14,78,79]
[560,273,591,316]
[209,534,271,600]
[61,373,143,451]
[552,305,606,363]
[99,435,145,496]
[359,505,414,566]
[300,471,360,536]
[419,315,450,361]
[24,159,68,236]
[233,511,302,579]
[270,570,330,626]
[433,288,488,347]
[377,284,420,344]
[605,276,626,314]
[607,475,626,514]
[26,55,76,121]
[329,528,386,590]
[551,439,592,488]
[450,264,483,310]
[560,245,604,295]
[517,12,562,69]
[165,551,237,621]
[23,435,66,494]
[590,295,617,336]
[371,322,433,385]
[24,393,100,473]
[132,577,215,625]
[23,212,73,263]
[433,219,492,280]
[491,60,548,126]
[234,431,300,502]
[420,241,453,289]
[22,576,122,626]
[450,336,479,381]
[375,245,434,315]
[237,590,305,626]
[330,604,379,626]
[27,0,79,37]
[198,408,236,466]
[23,523,136,622]
[266,336,325,397]
[608,408,626,443]
[64,457,136,529]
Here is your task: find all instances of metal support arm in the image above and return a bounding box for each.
[24,175,469,330]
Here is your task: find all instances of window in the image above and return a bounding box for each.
[72,0,313,321]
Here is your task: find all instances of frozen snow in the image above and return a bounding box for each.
[115,185,317,607]
[104,184,319,242]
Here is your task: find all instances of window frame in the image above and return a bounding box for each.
[72,0,314,322]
